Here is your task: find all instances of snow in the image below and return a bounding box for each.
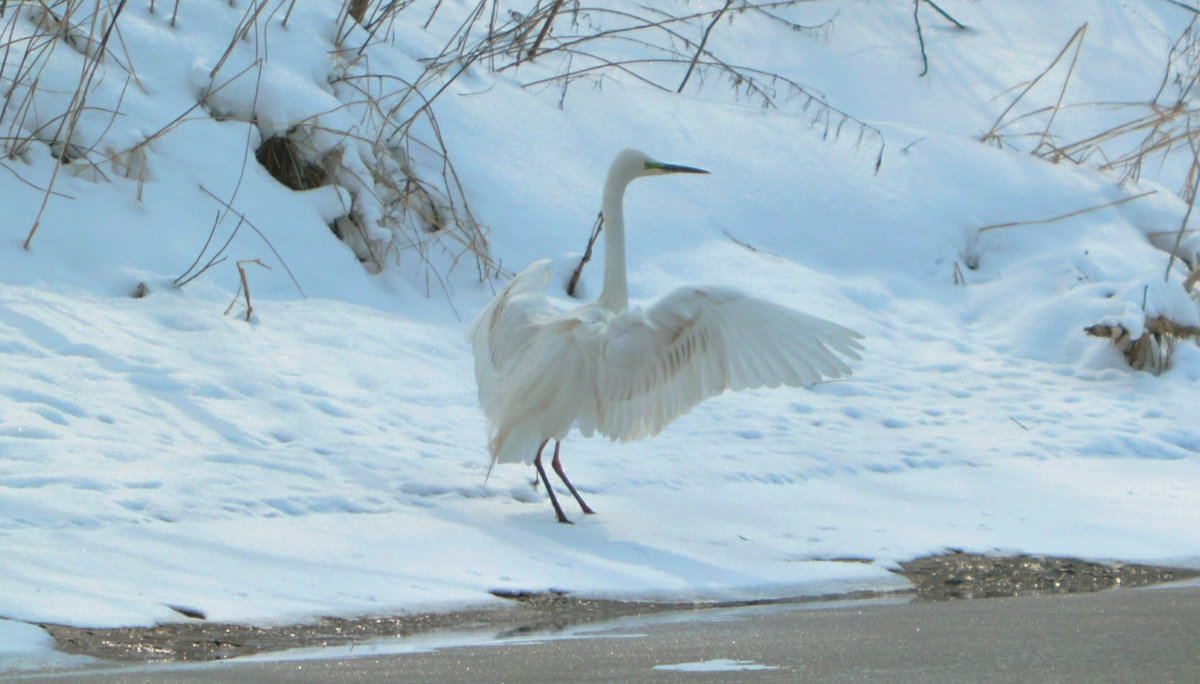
[3,0,1200,668]
[654,658,780,672]
[0,619,92,674]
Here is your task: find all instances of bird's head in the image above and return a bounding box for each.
[610,148,709,185]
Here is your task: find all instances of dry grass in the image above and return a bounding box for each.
[2,0,497,306]
[3,1,885,304]
[1085,317,1200,374]
[424,1,885,292]
[2,0,133,248]
[976,191,1159,233]
[979,15,1200,370]
[423,1,884,171]
[981,17,1200,267]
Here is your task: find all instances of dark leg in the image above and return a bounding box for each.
[551,441,595,515]
[534,440,571,524]
[530,440,546,489]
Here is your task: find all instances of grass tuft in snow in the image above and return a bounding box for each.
[980,12,1200,264]
[1086,316,1200,374]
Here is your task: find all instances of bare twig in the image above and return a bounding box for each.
[567,213,603,298]
[526,0,566,62]
[209,0,270,80]
[1157,0,1200,15]
[175,211,240,288]
[679,0,733,92]
[913,0,929,77]
[913,0,967,77]
[723,230,784,259]
[436,1,884,168]
[199,185,306,298]
[921,0,966,30]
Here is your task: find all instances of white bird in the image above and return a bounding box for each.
[468,149,863,523]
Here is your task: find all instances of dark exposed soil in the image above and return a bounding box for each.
[34,553,1200,663]
[41,592,694,663]
[898,550,1198,601]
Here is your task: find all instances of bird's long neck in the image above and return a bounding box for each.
[597,178,629,312]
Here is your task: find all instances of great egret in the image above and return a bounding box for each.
[468,149,863,523]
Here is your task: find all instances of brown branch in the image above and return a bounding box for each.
[526,0,566,62]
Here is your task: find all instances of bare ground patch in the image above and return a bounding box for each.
[33,553,1200,663]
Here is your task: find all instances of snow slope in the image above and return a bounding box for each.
[2,0,1199,664]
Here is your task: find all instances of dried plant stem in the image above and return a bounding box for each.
[1034,24,1088,157]
[24,0,129,250]
[1157,0,1200,15]
[1165,159,1200,281]
[977,190,1157,232]
[225,259,271,321]
[175,211,240,288]
[199,185,306,298]
[427,1,883,171]
[982,23,1088,144]
[209,0,270,80]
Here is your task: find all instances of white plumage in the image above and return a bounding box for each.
[468,149,863,522]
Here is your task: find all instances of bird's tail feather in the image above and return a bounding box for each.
[489,422,545,471]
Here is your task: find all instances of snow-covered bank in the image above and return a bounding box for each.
[2,0,1199,660]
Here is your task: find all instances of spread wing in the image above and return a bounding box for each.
[466,259,560,421]
[595,286,863,441]
[469,274,863,466]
